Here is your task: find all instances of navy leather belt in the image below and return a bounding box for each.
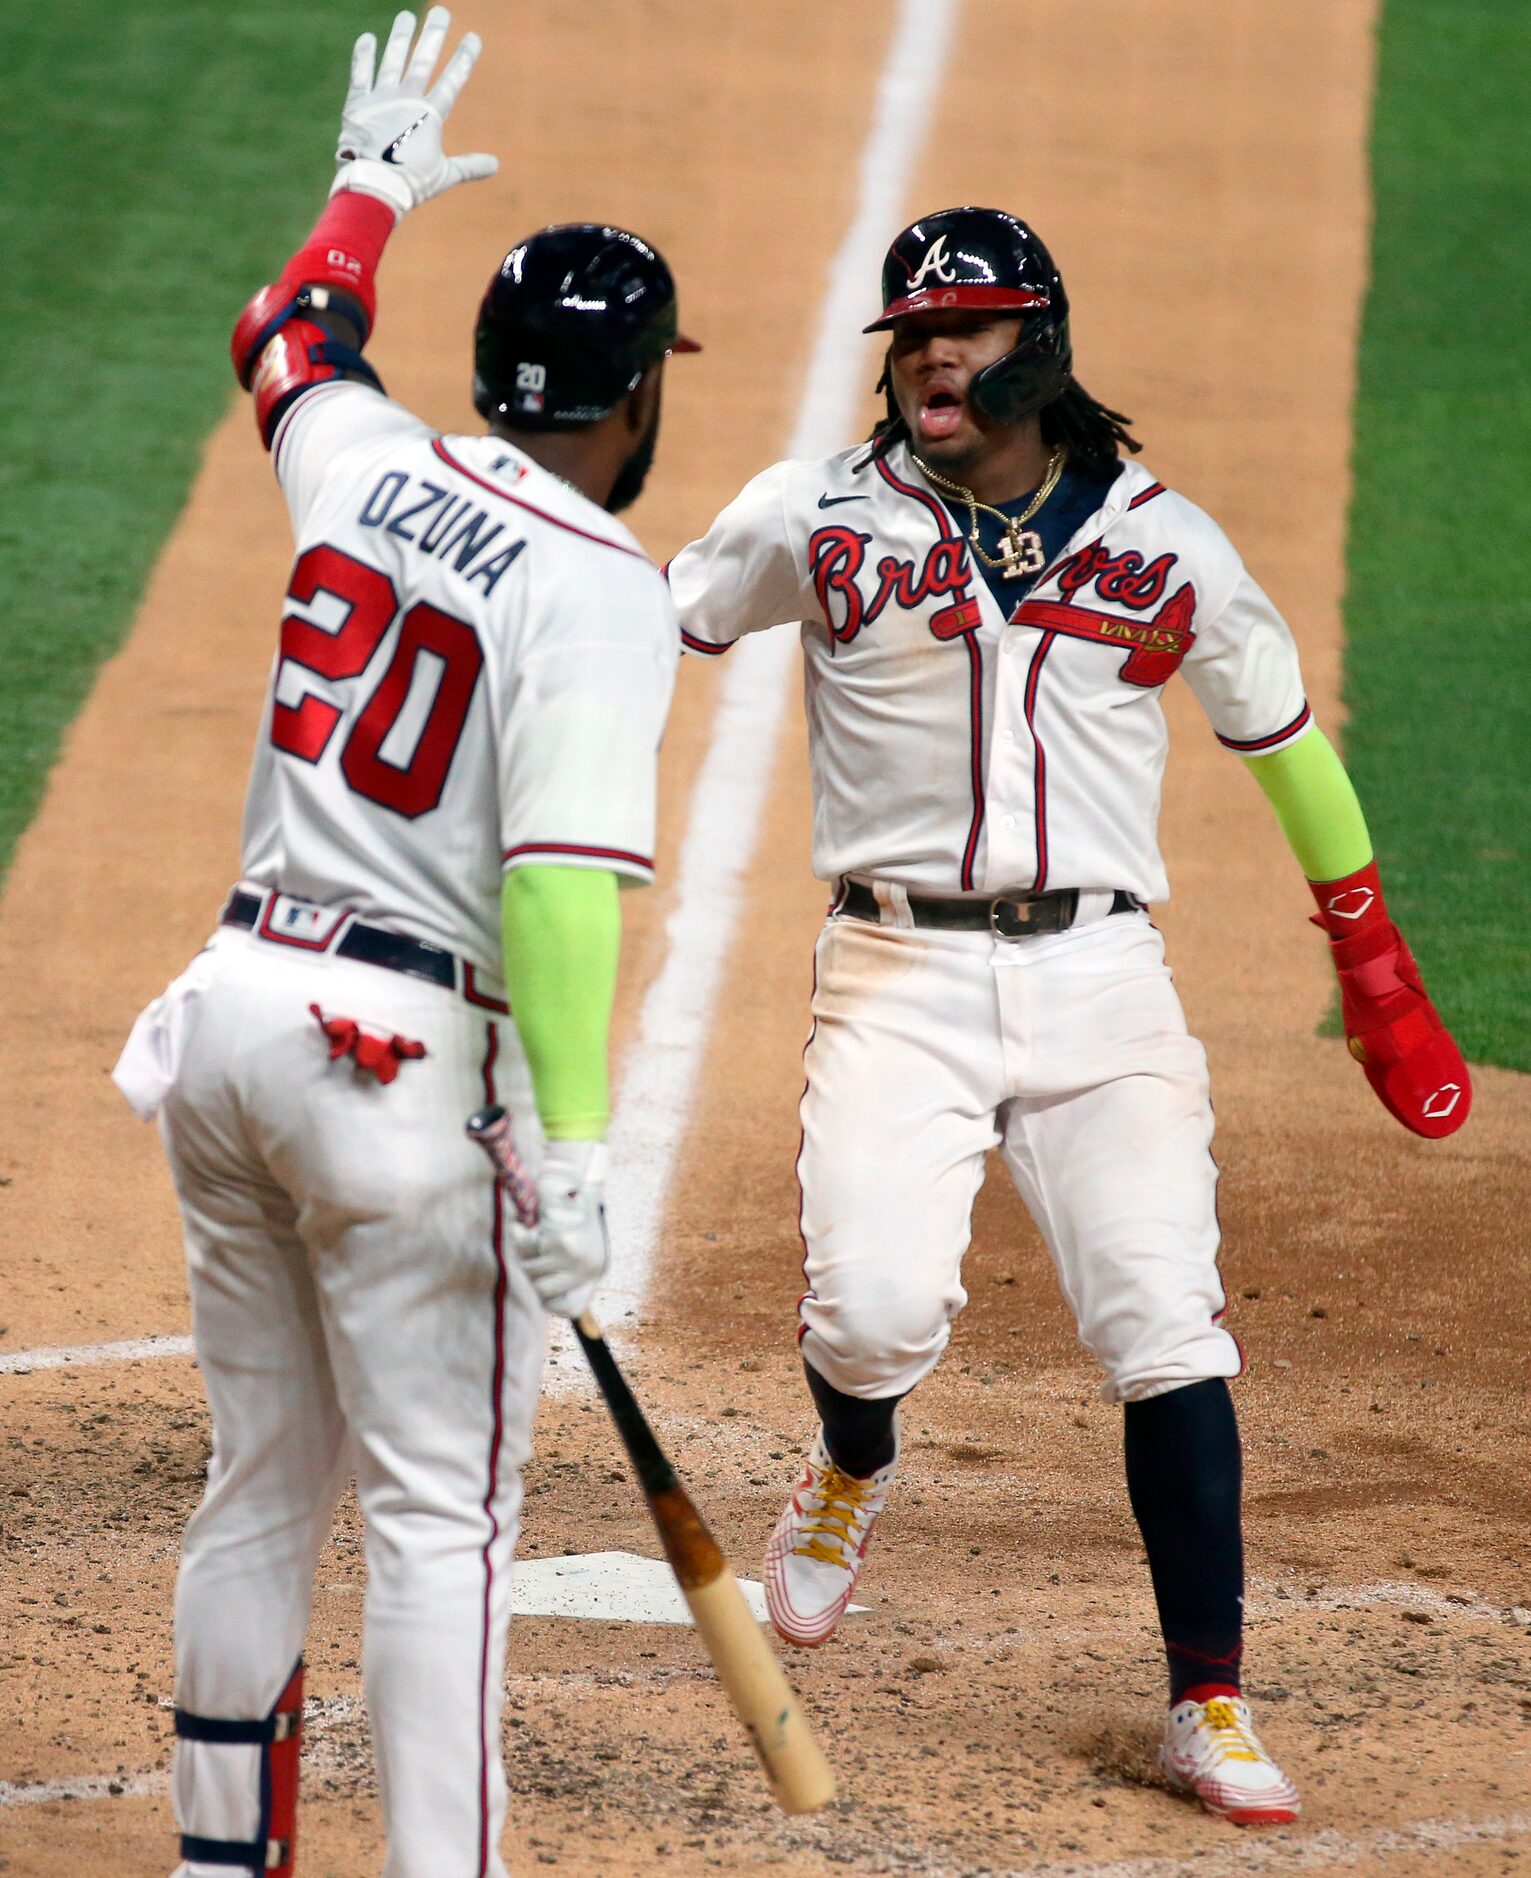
[220,889,507,1010]
[837,880,1142,939]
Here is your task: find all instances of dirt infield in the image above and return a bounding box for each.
[3,3,1528,1875]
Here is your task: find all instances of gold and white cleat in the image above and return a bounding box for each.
[1160,1694,1301,1826]
[762,1428,896,1647]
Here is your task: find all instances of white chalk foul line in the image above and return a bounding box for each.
[1254,1576,1531,1627]
[600,0,961,1314]
[4,1748,1527,1878]
[546,0,963,1383]
[0,1770,169,1808]
[0,1697,367,1809]
[0,1333,193,1376]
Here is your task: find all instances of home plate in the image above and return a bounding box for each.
[510,1551,869,1625]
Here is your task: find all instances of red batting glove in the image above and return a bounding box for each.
[1308,861,1470,1137]
[309,1004,426,1086]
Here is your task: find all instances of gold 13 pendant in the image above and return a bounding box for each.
[999,526,1047,579]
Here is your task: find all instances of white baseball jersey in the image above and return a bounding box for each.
[239,381,678,975]
[667,443,1311,903]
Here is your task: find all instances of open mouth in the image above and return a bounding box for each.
[918,386,965,442]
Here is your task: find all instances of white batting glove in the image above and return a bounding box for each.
[510,1141,610,1320]
[331,7,497,219]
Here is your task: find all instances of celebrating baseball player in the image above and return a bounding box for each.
[112,12,694,1874]
[666,207,1471,1826]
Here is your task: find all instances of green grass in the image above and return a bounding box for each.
[1342,0,1531,1069]
[0,1,365,882]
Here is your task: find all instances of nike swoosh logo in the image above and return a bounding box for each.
[383,115,428,164]
[817,492,868,509]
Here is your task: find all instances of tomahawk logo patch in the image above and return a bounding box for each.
[1011,582,1199,689]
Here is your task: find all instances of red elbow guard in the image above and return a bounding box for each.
[245,316,343,446]
[232,280,307,390]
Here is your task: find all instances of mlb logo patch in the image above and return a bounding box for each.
[264,895,349,950]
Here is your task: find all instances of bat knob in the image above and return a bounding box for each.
[465,1103,507,1139]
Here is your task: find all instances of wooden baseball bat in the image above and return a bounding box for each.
[466,1105,836,1816]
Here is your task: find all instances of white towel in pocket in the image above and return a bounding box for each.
[111,948,220,1121]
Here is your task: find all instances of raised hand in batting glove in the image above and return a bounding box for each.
[511,1141,611,1320]
[332,7,497,220]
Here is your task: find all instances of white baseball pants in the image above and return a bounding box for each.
[141,926,545,1878]
[796,902,1241,1405]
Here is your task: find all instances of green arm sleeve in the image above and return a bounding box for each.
[500,865,621,1140]
[1241,727,1374,882]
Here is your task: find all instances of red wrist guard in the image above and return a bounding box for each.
[1307,858,1387,937]
[1307,862,1470,1137]
[280,189,397,332]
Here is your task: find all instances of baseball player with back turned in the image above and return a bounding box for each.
[666,207,1470,1826]
[112,12,696,1874]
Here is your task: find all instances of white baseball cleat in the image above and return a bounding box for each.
[763,1428,897,1647]
[1159,1694,1301,1825]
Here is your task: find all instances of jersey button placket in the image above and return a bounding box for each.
[989,624,1042,1102]
[986,654,1028,886]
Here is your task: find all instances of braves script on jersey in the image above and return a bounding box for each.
[668,444,1310,900]
[244,380,677,972]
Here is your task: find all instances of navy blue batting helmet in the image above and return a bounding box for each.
[866,207,1072,424]
[474,223,699,430]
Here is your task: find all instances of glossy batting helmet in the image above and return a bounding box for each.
[864,207,1072,424]
[473,223,699,430]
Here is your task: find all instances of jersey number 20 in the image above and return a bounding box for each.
[270,544,484,819]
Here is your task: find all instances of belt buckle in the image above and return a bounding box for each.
[990,895,1042,941]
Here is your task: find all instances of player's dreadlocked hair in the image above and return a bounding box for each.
[1039,380,1142,478]
[856,362,1141,482]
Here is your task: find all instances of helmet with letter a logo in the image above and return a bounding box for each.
[473,223,700,430]
[864,206,1072,424]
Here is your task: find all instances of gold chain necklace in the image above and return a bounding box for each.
[914,446,1067,580]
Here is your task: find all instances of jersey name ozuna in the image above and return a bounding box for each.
[240,383,678,976]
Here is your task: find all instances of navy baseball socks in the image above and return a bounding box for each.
[1124,1377,1245,1705]
[1126,1382,1300,1821]
[804,1361,1247,1703]
[789,1363,1297,1820]
[803,1357,903,1476]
